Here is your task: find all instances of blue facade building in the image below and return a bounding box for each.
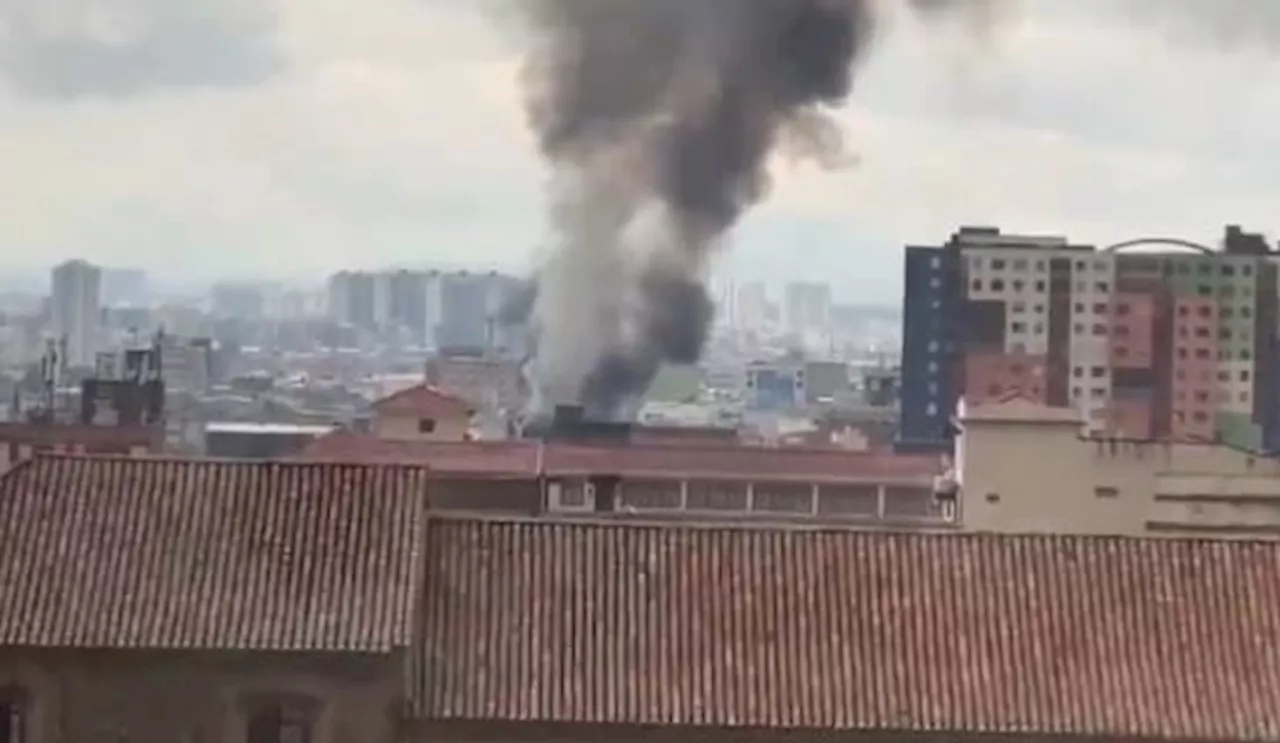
[897,245,961,453]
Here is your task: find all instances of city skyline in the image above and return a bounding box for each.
[0,2,1278,301]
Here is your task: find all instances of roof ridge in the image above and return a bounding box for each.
[423,512,1280,547]
[26,452,435,471]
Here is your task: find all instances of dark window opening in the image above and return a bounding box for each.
[245,695,317,743]
[417,418,436,433]
[0,688,27,743]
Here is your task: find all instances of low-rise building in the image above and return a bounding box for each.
[0,453,1276,743]
[955,395,1280,537]
[369,383,474,441]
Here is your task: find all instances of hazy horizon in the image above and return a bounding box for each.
[1,1,1278,302]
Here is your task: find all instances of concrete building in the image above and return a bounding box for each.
[784,280,832,333]
[368,383,474,442]
[0,454,1276,743]
[899,224,1279,452]
[49,259,102,368]
[954,395,1280,538]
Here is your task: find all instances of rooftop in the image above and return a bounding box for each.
[414,517,1280,739]
[299,434,940,483]
[372,383,473,419]
[0,455,429,652]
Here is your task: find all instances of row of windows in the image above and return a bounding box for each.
[0,690,314,743]
[1174,389,1252,405]
[1177,303,1253,319]
[1172,261,1255,277]
[560,481,943,521]
[969,256,1114,274]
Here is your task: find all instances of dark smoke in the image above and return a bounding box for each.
[518,0,937,418]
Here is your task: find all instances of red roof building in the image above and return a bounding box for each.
[0,455,1275,742]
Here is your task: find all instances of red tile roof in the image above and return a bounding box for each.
[373,383,473,418]
[301,434,540,478]
[0,455,429,653]
[299,434,939,484]
[414,517,1280,739]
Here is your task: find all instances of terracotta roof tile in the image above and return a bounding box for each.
[414,518,1280,738]
[299,435,939,484]
[0,455,429,653]
[373,383,473,418]
[300,434,540,478]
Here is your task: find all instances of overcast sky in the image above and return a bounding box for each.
[2,0,1279,300]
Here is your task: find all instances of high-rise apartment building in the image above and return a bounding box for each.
[50,259,103,369]
[784,281,833,333]
[898,225,1279,452]
[326,269,525,353]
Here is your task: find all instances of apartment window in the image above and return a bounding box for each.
[991,279,1005,291]
[752,484,814,515]
[245,695,317,743]
[1074,302,1085,313]
[1094,486,1119,498]
[1114,325,1130,338]
[1198,305,1213,318]
[971,280,983,291]
[1115,302,1130,316]
[817,485,879,516]
[1034,303,1045,314]
[1096,282,1109,292]
[686,481,748,512]
[991,259,1006,270]
[1092,324,1107,336]
[417,418,437,433]
[1198,285,1212,297]
[1012,258,1028,270]
[1240,391,1251,403]
[1035,280,1046,292]
[1194,327,1210,339]
[1220,285,1235,298]
[1072,366,1084,378]
[1178,305,1189,317]
[1241,306,1253,319]
[1073,323,1085,334]
[1221,328,1233,340]
[1091,366,1106,378]
[1195,348,1211,360]
[619,481,682,511]
[1011,301,1026,313]
[1243,264,1253,276]
[1012,279,1025,292]
[1241,370,1251,382]
[1092,303,1107,314]
[1222,307,1234,318]
[1075,260,1086,271]
[1011,321,1026,333]
[0,687,27,743]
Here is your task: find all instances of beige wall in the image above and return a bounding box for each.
[959,418,1280,537]
[0,650,402,743]
[373,412,470,442]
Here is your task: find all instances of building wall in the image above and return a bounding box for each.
[373,411,471,442]
[958,417,1280,538]
[0,651,402,743]
[897,247,955,448]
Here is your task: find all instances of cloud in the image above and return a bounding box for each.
[0,0,1276,300]
[0,0,284,97]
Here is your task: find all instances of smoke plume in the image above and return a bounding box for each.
[514,0,914,420]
